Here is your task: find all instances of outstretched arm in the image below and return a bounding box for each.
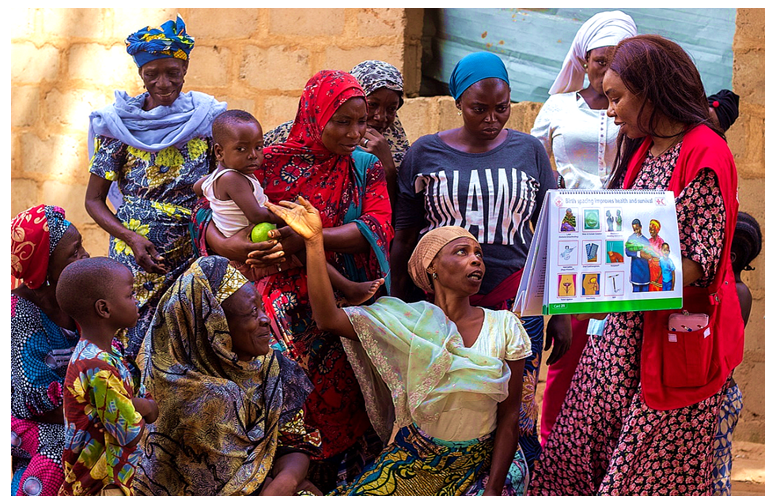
[266,198,357,340]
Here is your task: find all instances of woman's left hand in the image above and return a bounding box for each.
[266,198,323,241]
[360,127,392,165]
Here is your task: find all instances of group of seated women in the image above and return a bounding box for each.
[11,11,747,496]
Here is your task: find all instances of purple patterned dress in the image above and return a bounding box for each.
[529,142,729,495]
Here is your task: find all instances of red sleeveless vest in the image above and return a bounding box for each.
[623,124,743,410]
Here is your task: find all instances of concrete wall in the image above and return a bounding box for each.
[10,8,765,442]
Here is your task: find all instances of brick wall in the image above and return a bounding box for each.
[723,8,765,443]
[10,7,765,442]
[10,7,421,252]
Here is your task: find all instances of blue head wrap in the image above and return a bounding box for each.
[126,15,194,68]
[448,52,510,101]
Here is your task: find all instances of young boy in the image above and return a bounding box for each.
[659,243,676,291]
[195,109,381,305]
[56,257,158,496]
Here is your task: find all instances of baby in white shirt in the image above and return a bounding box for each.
[195,110,381,305]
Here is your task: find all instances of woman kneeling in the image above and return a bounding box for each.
[269,197,531,496]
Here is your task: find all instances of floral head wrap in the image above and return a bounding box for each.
[11,204,72,289]
[126,15,194,68]
[137,255,316,494]
[408,226,478,294]
[350,60,405,108]
[649,219,661,233]
[350,60,410,168]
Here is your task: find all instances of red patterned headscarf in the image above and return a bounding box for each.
[11,205,71,289]
[282,70,365,155]
[258,70,366,205]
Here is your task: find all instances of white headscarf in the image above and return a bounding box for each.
[549,10,637,95]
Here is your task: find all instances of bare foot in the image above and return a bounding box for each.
[340,278,384,306]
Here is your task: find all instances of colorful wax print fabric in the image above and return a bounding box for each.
[60,340,144,496]
[134,256,321,496]
[89,133,214,358]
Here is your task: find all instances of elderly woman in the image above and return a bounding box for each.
[134,255,322,496]
[11,205,90,496]
[390,51,570,471]
[269,197,531,495]
[530,10,637,445]
[85,15,226,359]
[530,35,744,495]
[200,70,392,492]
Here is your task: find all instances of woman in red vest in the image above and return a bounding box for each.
[529,34,744,495]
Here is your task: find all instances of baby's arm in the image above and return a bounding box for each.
[217,171,282,225]
[193,176,206,197]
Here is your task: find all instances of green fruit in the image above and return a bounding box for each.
[250,222,277,243]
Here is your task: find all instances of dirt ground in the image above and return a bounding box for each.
[730,441,766,494]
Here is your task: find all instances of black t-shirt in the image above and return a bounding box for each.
[395,129,555,293]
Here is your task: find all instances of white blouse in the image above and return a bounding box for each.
[531,92,619,190]
[419,309,531,442]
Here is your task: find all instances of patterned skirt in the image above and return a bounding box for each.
[330,423,528,496]
[712,383,743,496]
[529,312,727,495]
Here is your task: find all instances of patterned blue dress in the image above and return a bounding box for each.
[11,294,80,496]
[89,135,214,358]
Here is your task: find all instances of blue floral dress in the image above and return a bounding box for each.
[89,135,214,358]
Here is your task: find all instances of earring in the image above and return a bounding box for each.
[457,110,462,116]
[432,272,438,280]
[583,63,588,69]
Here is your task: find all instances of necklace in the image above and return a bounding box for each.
[650,130,685,157]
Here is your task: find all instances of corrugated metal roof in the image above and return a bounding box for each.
[423,8,736,103]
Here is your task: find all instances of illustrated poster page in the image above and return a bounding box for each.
[545,189,683,315]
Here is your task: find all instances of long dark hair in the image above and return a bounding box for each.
[606,34,724,188]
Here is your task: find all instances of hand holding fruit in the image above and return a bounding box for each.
[250,222,278,243]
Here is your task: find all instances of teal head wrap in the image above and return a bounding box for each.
[448,52,510,101]
[126,15,194,68]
